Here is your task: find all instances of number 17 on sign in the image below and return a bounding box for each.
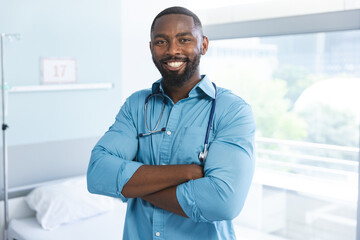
[41,58,77,84]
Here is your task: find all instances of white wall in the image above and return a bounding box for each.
[0,0,123,146]
[119,0,187,102]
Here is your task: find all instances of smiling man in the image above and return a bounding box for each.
[150,12,205,102]
[87,6,255,240]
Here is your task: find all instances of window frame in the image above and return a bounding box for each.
[203,9,360,40]
[203,9,360,239]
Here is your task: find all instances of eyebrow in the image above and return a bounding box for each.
[176,32,193,37]
[153,32,194,39]
[153,33,168,39]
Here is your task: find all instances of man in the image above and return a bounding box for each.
[87,6,255,240]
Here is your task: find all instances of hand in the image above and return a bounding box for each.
[188,164,204,180]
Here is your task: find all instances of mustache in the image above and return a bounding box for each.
[160,56,189,63]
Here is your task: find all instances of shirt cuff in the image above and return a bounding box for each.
[176,180,208,223]
[117,161,143,202]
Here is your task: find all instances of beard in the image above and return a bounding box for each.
[152,53,201,89]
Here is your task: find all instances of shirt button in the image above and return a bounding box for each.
[156,232,160,237]
[166,130,172,135]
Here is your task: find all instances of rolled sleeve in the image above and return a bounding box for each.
[117,158,143,201]
[177,102,255,222]
[87,95,143,202]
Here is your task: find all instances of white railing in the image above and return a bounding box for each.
[254,137,359,202]
[256,137,359,153]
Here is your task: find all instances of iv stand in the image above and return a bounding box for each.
[1,32,21,240]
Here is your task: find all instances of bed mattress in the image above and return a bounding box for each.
[8,200,127,240]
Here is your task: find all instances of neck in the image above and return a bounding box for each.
[163,73,202,104]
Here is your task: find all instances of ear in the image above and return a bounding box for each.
[201,36,209,55]
[149,41,152,51]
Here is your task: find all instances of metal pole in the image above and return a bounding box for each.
[357,119,360,240]
[1,32,9,240]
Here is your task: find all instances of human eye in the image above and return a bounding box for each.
[155,40,166,46]
[180,38,191,43]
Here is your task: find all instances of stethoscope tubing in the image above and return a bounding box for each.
[144,93,167,134]
[205,83,217,145]
[139,82,217,163]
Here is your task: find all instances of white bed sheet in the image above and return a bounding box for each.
[8,200,127,240]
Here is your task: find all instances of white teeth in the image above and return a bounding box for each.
[167,62,184,68]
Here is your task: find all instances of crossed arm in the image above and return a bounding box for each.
[87,95,255,222]
[86,97,204,218]
[121,164,204,217]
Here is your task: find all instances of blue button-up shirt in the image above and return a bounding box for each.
[87,75,255,240]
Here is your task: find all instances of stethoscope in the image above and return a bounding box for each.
[139,82,217,163]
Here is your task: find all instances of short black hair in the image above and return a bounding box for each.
[150,6,203,36]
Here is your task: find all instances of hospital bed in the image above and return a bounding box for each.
[5,176,287,240]
[6,176,127,240]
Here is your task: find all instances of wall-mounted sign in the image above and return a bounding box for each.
[41,58,77,84]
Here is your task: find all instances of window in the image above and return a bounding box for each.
[201,30,360,240]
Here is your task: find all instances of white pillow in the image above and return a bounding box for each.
[25,176,116,230]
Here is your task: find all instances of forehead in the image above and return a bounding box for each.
[152,14,200,38]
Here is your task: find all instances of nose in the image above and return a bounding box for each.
[167,40,181,56]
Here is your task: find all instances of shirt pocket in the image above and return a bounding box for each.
[173,126,210,165]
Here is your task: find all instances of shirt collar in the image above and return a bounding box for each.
[151,79,163,94]
[191,75,216,99]
[151,75,215,99]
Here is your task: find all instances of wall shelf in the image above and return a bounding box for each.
[8,82,114,93]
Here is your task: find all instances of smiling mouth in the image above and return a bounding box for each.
[167,61,185,68]
[164,61,186,71]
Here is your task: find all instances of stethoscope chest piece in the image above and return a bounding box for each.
[198,144,208,163]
